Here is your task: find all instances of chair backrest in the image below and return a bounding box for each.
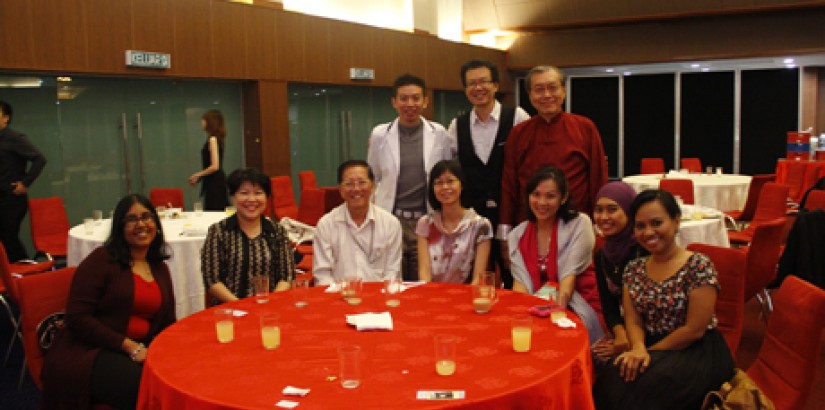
[640,158,665,174]
[270,176,298,220]
[686,243,746,355]
[298,170,318,192]
[0,242,21,301]
[736,174,775,222]
[149,188,185,209]
[801,189,825,211]
[743,217,786,302]
[747,275,825,410]
[783,161,808,202]
[17,266,76,389]
[739,183,790,239]
[680,157,702,173]
[659,179,695,204]
[28,196,71,258]
[296,188,326,226]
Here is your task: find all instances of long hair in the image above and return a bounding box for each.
[427,159,466,211]
[202,109,226,150]
[524,165,577,223]
[104,194,171,269]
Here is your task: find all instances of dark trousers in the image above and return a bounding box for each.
[472,202,513,289]
[90,349,143,410]
[0,193,29,262]
[398,216,419,281]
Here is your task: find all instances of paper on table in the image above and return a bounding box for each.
[231,309,248,317]
[325,283,341,293]
[346,312,393,331]
[282,386,310,397]
[400,281,426,292]
[276,400,299,409]
[552,317,576,329]
[180,227,208,237]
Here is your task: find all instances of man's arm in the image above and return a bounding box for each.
[12,133,47,193]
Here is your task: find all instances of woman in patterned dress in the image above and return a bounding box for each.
[416,160,492,284]
[593,189,734,410]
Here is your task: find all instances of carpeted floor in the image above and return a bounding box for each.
[0,301,42,410]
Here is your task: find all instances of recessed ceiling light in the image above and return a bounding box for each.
[786,64,797,68]
[783,58,794,64]
[701,68,710,72]
[690,64,700,69]
[623,71,632,76]
[606,68,614,73]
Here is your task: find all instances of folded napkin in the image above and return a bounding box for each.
[553,317,577,329]
[276,400,299,409]
[346,312,393,331]
[231,309,248,317]
[180,227,208,237]
[400,281,426,292]
[282,386,310,397]
[325,283,341,293]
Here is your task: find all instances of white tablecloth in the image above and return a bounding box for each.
[67,211,227,319]
[622,173,752,211]
[678,217,730,248]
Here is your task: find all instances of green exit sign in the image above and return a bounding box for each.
[125,50,172,69]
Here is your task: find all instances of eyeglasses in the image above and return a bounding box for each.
[434,178,459,187]
[342,179,370,189]
[124,213,155,226]
[531,83,563,95]
[466,79,493,89]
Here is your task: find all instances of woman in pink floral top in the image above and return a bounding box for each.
[593,189,734,410]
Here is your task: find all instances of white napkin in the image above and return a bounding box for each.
[400,281,426,292]
[276,400,299,409]
[282,386,310,397]
[325,283,341,293]
[346,312,393,331]
[180,227,208,237]
[231,309,248,317]
[553,317,577,329]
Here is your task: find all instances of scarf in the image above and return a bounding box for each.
[518,219,559,290]
[596,182,638,265]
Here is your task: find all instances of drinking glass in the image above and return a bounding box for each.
[511,315,532,352]
[260,313,280,350]
[344,277,363,306]
[92,209,103,225]
[338,345,362,388]
[214,308,234,343]
[83,218,95,235]
[384,276,402,307]
[434,335,456,376]
[292,278,309,308]
[193,201,204,217]
[253,275,269,304]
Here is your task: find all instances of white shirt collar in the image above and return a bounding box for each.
[471,100,502,125]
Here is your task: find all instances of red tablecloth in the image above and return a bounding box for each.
[775,159,825,202]
[137,283,595,410]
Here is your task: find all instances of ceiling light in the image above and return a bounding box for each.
[623,71,632,76]
[606,68,614,73]
[690,64,700,69]
[783,58,794,64]
[701,68,710,72]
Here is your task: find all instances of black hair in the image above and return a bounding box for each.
[393,74,426,95]
[524,166,577,222]
[629,189,682,225]
[227,168,271,197]
[427,159,466,210]
[460,60,499,87]
[337,160,374,183]
[104,194,170,269]
[0,100,12,123]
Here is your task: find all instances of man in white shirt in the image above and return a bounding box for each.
[447,60,530,289]
[312,160,403,286]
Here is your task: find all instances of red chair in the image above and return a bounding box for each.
[659,179,694,204]
[739,218,786,319]
[149,188,185,209]
[16,266,76,389]
[270,176,298,221]
[640,158,665,174]
[298,170,318,192]
[728,183,789,245]
[783,161,808,203]
[680,157,702,173]
[746,275,825,410]
[725,174,774,223]
[801,189,825,211]
[686,243,746,355]
[28,196,71,261]
[296,188,326,227]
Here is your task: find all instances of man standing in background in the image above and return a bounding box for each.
[367,74,452,280]
[0,100,47,262]
[448,60,529,289]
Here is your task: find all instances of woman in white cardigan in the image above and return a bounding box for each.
[508,166,604,343]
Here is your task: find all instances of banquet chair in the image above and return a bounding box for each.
[680,157,702,173]
[658,179,694,204]
[640,158,665,174]
[746,275,825,410]
[270,176,299,221]
[16,266,75,389]
[724,174,774,224]
[800,186,825,211]
[296,188,326,227]
[149,187,185,209]
[686,243,746,355]
[739,218,786,319]
[28,196,71,262]
[298,170,318,192]
[728,183,789,245]
[783,160,808,203]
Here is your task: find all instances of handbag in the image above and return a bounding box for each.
[702,368,775,410]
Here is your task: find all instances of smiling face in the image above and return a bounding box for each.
[123,203,157,250]
[594,197,629,237]
[433,170,462,207]
[339,165,374,215]
[528,178,567,222]
[231,181,268,222]
[528,69,566,121]
[392,84,427,127]
[464,67,498,110]
[633,200,680,255]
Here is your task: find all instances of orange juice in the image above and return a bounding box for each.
[435,360,456,376]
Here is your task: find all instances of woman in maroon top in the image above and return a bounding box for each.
[41,194,176,410]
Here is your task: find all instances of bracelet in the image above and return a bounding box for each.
[130,343,145,361]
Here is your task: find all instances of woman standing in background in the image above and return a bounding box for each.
[189,109,229,211]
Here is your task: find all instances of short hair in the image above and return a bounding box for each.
[337,159,374,183]
[393,74,426,95]
[427,159,466,210]
[524,66,565,90]
[227,168,271,197]
[460,60,499,87]
[0,100,13,123]
[104,194,170,268]
[524,166,577,222]
[629,189,682,225]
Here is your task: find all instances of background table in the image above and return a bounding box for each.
[678,216,730,248]
[623,174,752,211]
[137,283,595,410]
[68,211,226,319]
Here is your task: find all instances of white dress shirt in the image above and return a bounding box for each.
[447,101,530,164]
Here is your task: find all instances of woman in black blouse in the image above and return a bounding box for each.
[201,168,294,304]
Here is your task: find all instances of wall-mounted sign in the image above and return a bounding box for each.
[350,68,375,80]
[125,50,172,69]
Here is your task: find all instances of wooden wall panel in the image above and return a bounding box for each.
[302,18,330,83]
[242,81,263,170]
[211,1,247,79]
[0,0,35,69]
[131,0,175,56]
[274,11,305,81]
[257,80,290,176]
[30,0,88,71]
[85,0,131,73]
[349,24,376,83]
[326,19,355,84]
[369,26,397,85]
[244,6,278,79]
[172,0,213,77]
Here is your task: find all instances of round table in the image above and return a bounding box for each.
[67,211,227,319]
[137,283,595,410]
[678,216,730,248]
[622,173,751,211]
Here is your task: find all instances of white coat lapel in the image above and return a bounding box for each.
[422,117,435,171]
